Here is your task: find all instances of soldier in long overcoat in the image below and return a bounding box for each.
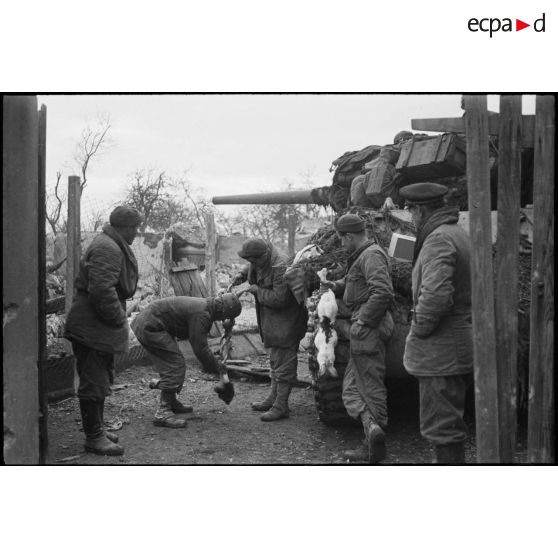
[65,206,142,456]
[400,183,474,464]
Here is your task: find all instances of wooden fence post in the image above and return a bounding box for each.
[204,211,217,296]
[495,95,522,462]
[463,95,500,463]
[65,175,81,395]
[3,96,40,464]
[65,175,81,316]
[527,95,555,463]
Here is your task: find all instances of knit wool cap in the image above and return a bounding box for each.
[335,214,366,233]
[399,183,449,205]
[238,238,268,259]
[109,206,144,227]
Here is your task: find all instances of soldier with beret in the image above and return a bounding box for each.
[65,205,143,456]
[231,238,308,421]
[324,214,395,463]
[399,182,473,464]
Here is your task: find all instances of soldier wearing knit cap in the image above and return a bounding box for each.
[335,213,366,232]
[400,182,473,464]
[232,238,307,421]
[65,205,142,456]
[324,213,394,463]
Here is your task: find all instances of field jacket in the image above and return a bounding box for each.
[65,225,138,354]
[131,296,222,375]
[333,241,395,353]
[240,244,307,348]
[403,211,473,377]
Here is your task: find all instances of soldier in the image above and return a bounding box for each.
[65,206,143,456]
[324,214,395,463]
[232,238,307,421]
[131,294,242,428]
[350,145,401,208]
[399,183,473,464]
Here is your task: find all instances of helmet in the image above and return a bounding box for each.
[393,130,413,144]
[218,293,242,319]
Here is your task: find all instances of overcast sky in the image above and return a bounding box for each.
[39,94,536,216]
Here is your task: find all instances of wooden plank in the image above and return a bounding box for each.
[171,264,198,272]
[65,175,81,316]
[527,95,555,463]
[463,95,500,463]
[46,295,66,314]
[204,212,217,296]
[412,114,535,148]
[494,95,522,463]
[37,103,49,464]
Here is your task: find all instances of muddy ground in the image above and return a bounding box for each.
[46,351,528,465]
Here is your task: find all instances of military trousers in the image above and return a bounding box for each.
[269,345,298,385]
[342,321,389,429]
[418,373,473,444]
[134,329,186,392]
[71,339,114,401]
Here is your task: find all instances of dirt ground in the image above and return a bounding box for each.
[46,351,528,465]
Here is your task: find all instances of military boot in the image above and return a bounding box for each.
[251,378,277,411]
[433,442,466,464]
[169,389,194,414]
[100,399,119,444]
[153,390,188,428]
[80,399,124,456]
[344,411,386,464]
[366,423,387,464]
[261,382,291,422]
[343,442,369,462]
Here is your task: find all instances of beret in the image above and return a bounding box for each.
[238,238,268,258]
[335,214,366,233]
[109,206,143,227]
[399,182,448,205]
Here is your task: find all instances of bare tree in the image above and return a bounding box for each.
[74,114,112,194]
[86,207,107,232]
[171,173,214,229]
[46,170,65,235]
[149,198,193,231]
[122,169,171,231]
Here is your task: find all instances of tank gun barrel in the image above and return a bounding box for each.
[212,188,328,206]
